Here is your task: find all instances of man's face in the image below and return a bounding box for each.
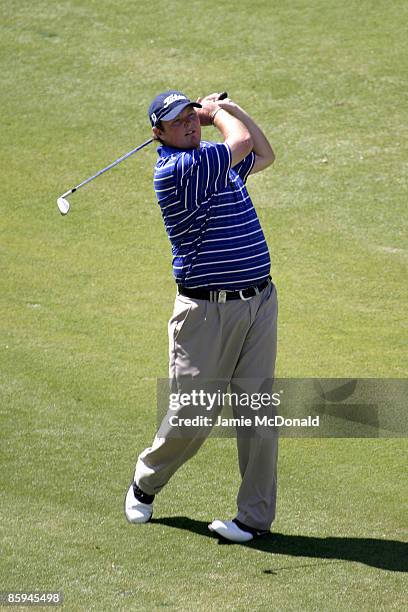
[154,105,201,149]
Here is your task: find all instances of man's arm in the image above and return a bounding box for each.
[196,98,253,167]
[217,99,275,174]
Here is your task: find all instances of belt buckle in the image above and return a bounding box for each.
[239,286,260,301]
[217,290,227,303]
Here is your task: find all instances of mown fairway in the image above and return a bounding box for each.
[1,1,407,610]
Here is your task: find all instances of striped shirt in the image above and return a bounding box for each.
[153,141,271,289]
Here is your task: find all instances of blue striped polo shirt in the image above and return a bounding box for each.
[153,140,271,290]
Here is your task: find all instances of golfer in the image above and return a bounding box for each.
[125,90,278,543]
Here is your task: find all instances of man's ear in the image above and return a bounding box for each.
[152,126,163,141]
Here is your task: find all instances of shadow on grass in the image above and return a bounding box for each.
[150,516,407,572]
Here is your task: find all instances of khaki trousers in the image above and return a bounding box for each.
[135,280,278,531]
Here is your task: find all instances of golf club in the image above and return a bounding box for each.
[56,138,154,215]
[56,92,228,216]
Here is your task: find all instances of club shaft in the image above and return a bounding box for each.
[63,138,153,197]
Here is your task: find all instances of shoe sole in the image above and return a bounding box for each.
[209,520,269,542]
[208,520,254,543]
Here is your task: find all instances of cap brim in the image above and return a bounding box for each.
[161,101,201,122]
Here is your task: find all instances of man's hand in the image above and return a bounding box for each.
[197,92,224,104]
[195,99,219,126]
[195,93,227,126]
[216,98,240,115]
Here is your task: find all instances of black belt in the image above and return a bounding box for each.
[177,276,271,303]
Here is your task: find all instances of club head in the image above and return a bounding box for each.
[57,197,70,215]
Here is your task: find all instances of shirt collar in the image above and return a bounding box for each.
[157,144,201,157]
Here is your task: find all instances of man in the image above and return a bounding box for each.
[125,90,278,543]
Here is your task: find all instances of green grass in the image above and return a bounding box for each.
[1,1,407,610]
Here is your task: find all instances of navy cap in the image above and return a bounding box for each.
[148,90,201,127]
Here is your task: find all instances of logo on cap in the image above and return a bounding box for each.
[163,93,188,109]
